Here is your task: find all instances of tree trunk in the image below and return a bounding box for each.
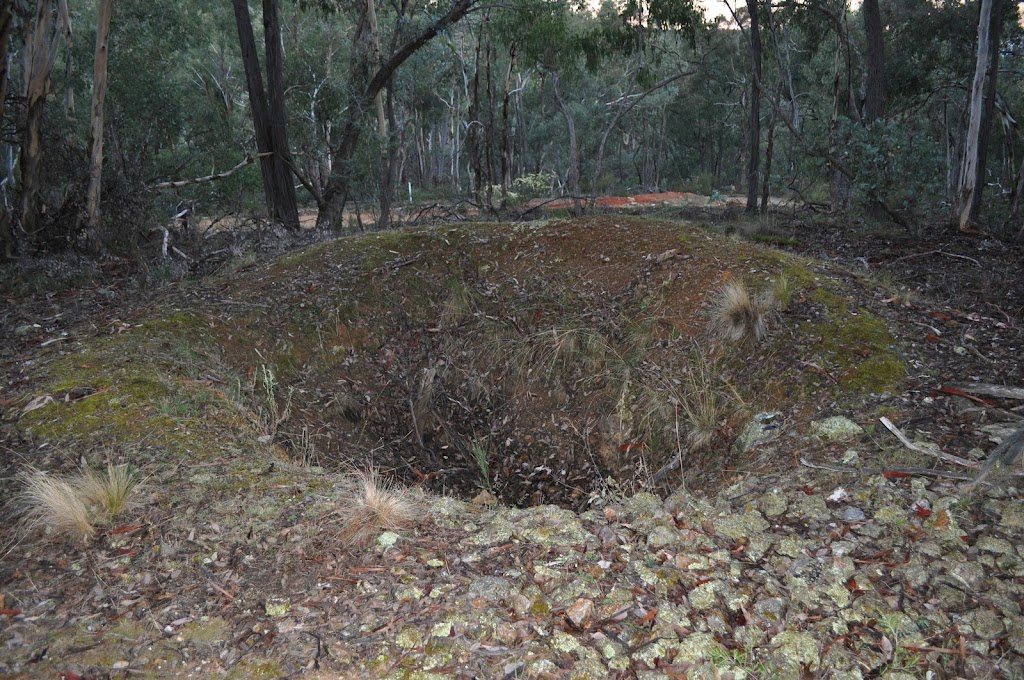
[263,0,300,229]
[21,0,61,241]
[861,0,885,123]
[500,44,516,202]
[551,71,582,217]
[970,0,1002,219]
[0,3,14,258]
[315,0,475,230]
[956,0,994,232]
[761,95,777,213]
[745,0,762,212]
[378,83,397,229]
[232,0,278,221]
[85,0,113,252]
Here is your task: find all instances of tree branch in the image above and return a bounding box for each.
[150,153,272,191]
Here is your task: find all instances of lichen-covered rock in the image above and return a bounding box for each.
[732,411,782,455]
[810,416,864,442]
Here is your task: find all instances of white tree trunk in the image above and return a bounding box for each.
[957,0,993,232]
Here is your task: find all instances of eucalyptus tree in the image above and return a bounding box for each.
[231,0,299,229]
[313,0,477,230]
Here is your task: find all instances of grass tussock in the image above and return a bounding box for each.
[710,279,775,343]
[335,469,422,546]
[18,463,144,542]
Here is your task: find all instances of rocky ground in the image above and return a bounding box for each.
[2,205,1024,678]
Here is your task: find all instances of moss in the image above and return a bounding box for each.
[801,306,906,395]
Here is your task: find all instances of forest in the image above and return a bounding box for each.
[0,0,1021,260]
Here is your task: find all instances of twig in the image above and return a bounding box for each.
[799,457,974,481]
[962,422,1024,492]
[879,417,978,468]
[894,250,981,266]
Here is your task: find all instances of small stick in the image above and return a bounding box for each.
[799,457,974,481]
[879,417,977,468]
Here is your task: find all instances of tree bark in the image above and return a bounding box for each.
[861,0,885,123]
[232,0,278,222]
[21,0,61,241]
[956,0,994,232]
[85,0,113,252]
[970,0,1002,219]
[0,3,14,258]
[551,71,582,217]
[263,0,300,229]
[745,0,762,212]
[378,83,398,229]
[316,0,476,230]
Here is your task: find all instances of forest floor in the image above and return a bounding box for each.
[1,199,1024,678]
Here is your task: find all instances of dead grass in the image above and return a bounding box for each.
[17,463,144,542]
[77,463,144,516]
[19,471,95,542]
[334,469,422,546]
[678,349,729,451]
[710,279,775,343]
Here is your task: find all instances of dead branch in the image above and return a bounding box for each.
[945,382,1024,400]
[962,422,1024,492]
[894,250,982,266]
[879,417,978,468]
[150,152,272,191]
[800,457,974,481]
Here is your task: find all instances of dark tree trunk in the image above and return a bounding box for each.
[263,0,300,229]
[315,0,475,230]
[231,0,278,221]
[862,0,885,123]
[745,0,761,212]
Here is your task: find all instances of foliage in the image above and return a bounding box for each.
[838,118,945,215]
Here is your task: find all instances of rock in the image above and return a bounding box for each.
[647,524,681,549]
[564,598,595,629]
[732,411,782,454]
[713,511,769,540]
[810,416,863,442]
[841,507,867,522]
[760,490,789,517]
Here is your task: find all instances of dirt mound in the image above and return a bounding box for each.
[11,216,914,510]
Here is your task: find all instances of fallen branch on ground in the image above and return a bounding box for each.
[800,457,974,481]
[879,417,977,468]
[962,422,1024,492]
[945,382,1024,401]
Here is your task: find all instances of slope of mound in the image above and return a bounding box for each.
[18,215,910,506]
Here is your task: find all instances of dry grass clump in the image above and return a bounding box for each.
[679,352,729,451]
[77,463,144,516]
[710,279,775,343]
[18,463,144,542]
[335,469,422,546]
[19,472,95,542]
